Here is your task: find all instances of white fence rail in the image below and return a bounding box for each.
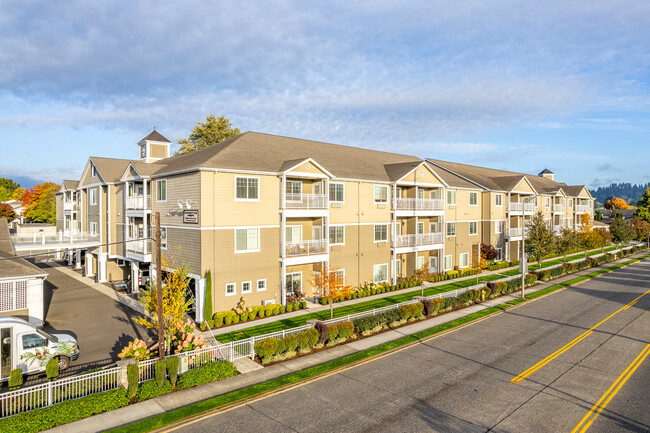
[393,198,444,211]
[285,194,327,209]
[285,239,327,257]
[393,232,444,248]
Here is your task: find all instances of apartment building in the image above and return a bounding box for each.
[56,130,593,320]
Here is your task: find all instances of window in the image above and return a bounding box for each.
[460,253,469,268]
[469,192,478,206]
[257,279,267,292]
[444,255,452,271]
[417,222,424,235]
[332,269,345,284]
[286,273,302,295]
[569,199,573,208]
[286,181,302,198]
[392,259,401,276]
[235,228,260,252]
[161,227,167,250]
[91,165,96,177]
[374,224,388,242]
[447,190,456,205]
[225,283,236,296]
[545,197,551,209]
[22,333,46,350]
[242,281,252,294]
[285,226,302,243]
[374,185,388,203]
[329,182,344,202]
[90,188,97,205]
[235,177,259,200]
[496,248,503,261]
[90,222,98,235]
[495,194,503,207]
[329,225,344,245]
[373,264,388,283]
[156,180,167,202]
[416,256,424,269]
[469,221,478,235]
[446,222,456,237]
[496,221,505,234]
[394,222,401,236]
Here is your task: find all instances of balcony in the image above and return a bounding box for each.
[393,198,444,211]
[63,202,77,212]
[392,232,444,248]
[126,238,151,255]
[508,202,534,213]
[126,195,151,210]
[553,204,564,213]
[11,231,100,252]
[575,204,590,213]
[285,239,327,257]
[285,193,327,210]
[553,225,563,233]
[508,227,523,238]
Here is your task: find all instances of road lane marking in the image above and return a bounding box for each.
[511,288,650,384]
[571,343,650,433]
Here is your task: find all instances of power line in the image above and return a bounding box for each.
[0,237,154,262]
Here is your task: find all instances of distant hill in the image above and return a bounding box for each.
[590,182,650,206]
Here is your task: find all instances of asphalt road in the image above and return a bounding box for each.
[163,259,650,433]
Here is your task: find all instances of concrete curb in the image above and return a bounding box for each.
[47,250,649,433]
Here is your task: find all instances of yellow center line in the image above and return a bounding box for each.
[511,288,650,384]
[571,343,650,433]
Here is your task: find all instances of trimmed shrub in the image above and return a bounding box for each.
[255,338,280,363]
[127,363,139,398]
[46,358,59,382]
[154,359,166,388]
[319,297,328,305]
[167,356,179,387]
[224,315,233,326]
[264,309,272,317]
[213,317,223,328]
[537,269,551,281]
[8,369,22,390]
[443,296,459,311]
[272,307,280,316]
[138,379,173,400]
[177,361,238,389]
[286,303,293,312]
[327,323,340,343]
[299,301,307,309]
[283,334,299,352]
[200,322,208,331]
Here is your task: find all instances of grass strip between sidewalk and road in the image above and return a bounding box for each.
[499,246,618,276]
[108,253,650,433]
[216,274,503,343]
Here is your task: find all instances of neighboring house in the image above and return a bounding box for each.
[1,200,25,228]
[56,130,595,321]
[0,218,48,326]
[593,220,610,232]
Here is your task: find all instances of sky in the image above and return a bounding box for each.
[0,1,649,189]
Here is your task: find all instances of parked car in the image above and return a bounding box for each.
[0,316,79,380]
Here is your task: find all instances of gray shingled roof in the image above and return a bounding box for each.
[88,157,134,183]
[0,218,48,280]
[427,159,585,195]
[62,180,79,190]
[140,129,171,143]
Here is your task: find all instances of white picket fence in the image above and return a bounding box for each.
[0,244,642,419]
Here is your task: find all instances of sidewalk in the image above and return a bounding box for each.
[49,250,648,433]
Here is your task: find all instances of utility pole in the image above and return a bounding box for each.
[155,212,165,359]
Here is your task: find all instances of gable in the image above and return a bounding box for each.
[399,163,446,186]
[79,160,104,187]
[512,177,536,194]
[284,158,332,178]
[121,164,142,181]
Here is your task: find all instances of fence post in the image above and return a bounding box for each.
[116,358,135,389]
[47,381,53,407]
[250,337,255,360]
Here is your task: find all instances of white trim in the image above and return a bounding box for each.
[469,191,478,206]
[329,224,345,245]
[156,179,167,202]
[225,283,236,296]
[241,281,252,294]
[234,227,261,253]
[446,190,456,205]
[374,185,388,203]
[469,221,478,236]
[444,255,452,271]
[459,252,470,268]
[495,193,503,207]
[257,279,267,292]
[89,188,98,206]
[446,222,456,237]
[373,263,389,283]
[328,182,345,203]
[234,176,261,201]
[373,224,389,242]
[282,157,335,178]
[426,160,489,190]
[285,225,302,243]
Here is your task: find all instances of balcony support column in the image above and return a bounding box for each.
[391,183,397,285]
[143,179,148,210]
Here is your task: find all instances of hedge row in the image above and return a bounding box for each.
[318,281,421,305]
[201,301,308,331]
[487,260,520,271]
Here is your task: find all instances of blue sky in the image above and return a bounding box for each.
[0,1,648,189]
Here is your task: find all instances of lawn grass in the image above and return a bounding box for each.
[215,274,503,343]
[499,246,619,276]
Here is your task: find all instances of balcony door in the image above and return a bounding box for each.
[313,182,323,196]
[286,226,302,243]
[286,272,301,295]
[312,226,322,241]
[417,222,425,235]
[429,256,439,273]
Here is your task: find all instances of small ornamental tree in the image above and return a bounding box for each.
[480,243,499,262]
[578,213,597,256]
[594,209,603,221]
[0,203,16,221]
[22,182,60,223]
[631,216,650,243]
[609,217,634,247]
[594,228,613,252]
[311,264,352,319]
[524,211,555,268]
[134,257,194,355]
[555,227,580,262]
[604,197,629,210]
[634,187,650,223]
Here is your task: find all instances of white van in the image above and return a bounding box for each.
[0,316,79,380]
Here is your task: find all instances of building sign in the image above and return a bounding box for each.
[183,210,199,224]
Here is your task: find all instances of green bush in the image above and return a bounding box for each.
[207,319,215,328]
[224,315,233,326]
[538,269,551,281]
[177,361,238,389]
[299,301,307,309]
[319,297,328,305]
[240,313,248,322]
[46,358,59,382]
[254,338,280,363]
[167,356,179,387]
[264,309,272,317]
[283,334,299,352]
[154,359,166,387]
[248,311,256,320]
[127,363,139,398]
[200,322,208,331]
[213,316,223,328]
[8,368,22,390]
[293,302,299,310]
[327,323,340,343]
[0,388,129,433]
[232,315,240,324]
[272,307,280,315]
[286,303,293,312]
[280,305,286,314]
[443,296,458,311]
[137,379,173,400]
[204,270,213,323]
[337,322,354,340]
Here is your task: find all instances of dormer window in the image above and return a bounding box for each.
[91,165,96,177]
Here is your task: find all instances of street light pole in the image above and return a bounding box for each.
[520,197,531,300]
[155,212,165,359]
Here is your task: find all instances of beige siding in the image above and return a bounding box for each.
[162,227,202,276]
[150,144,168,159]
[212,172,280,227]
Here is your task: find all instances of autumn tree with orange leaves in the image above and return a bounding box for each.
[311,264,352,319]
[22,182,60,224]
[604,197,628,210]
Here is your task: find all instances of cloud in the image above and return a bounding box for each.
[590,177,624,188]
[596,163,621,172]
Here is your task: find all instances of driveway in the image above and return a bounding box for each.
[27,261,155,381]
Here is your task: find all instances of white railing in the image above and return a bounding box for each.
[285,194,327,209]
[126,238,151,255]
[554,204,564,213]
[508,202,523,212]
[11,231,99,246]
[285,239,327,257]
[553,225,563,233]
[575,204,590,213]
[524,203,535,213]
[126,195,151,210]
[63,202,77,211]
[392,232,444,248]
[0,367,120,418]
[508,227,523,238]
[393,198,444,211]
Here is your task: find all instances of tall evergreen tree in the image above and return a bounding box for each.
[525,211,555,268]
